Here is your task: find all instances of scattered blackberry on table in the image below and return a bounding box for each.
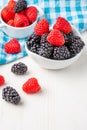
[67,40,85,56]
[38,41,54,58]
[2,86,21,104]
[26,33,41,53]
[11,62,28,75]
[14,0,27,13]
[53,45,70,60]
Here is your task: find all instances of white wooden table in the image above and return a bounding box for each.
[0,31,87,130]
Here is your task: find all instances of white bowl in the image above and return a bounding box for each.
[25,26,85,69]
[0,5,44,38]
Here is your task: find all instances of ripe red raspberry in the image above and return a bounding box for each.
[47,29,65,46]
[4,38,21,54]
[0,75,5,86]
[25,6,38,23]
[34,19,49,36]
[22,77,41,94]
[1,6,15,22]
[53,17,72,34]
[7,19,14,26]
[8,0,16,11]
[14,13,29,27]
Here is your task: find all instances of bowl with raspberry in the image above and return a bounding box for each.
[0,0,44,38]
[25,17,85,69]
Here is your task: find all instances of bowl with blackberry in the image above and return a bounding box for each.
[25,17,85,69]
[0,0,44,38]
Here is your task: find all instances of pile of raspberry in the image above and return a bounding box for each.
[1,0,38,27]
[26,17,85,60]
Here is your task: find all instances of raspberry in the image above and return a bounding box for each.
[34,19,49,36]
[47,29,65,46]
[2,86,21,104]
[1,6,15,22]
[14,13,29,27]
[0,75,5,86]
[25,6,38,23]
[8,0,16,10]
[4,38,21,54]
[7,19,14,26]
[22,78,41,94]
[11,62,28,75]
[53,17,72,34]
[53,46,70,60]
[14,0,27,13]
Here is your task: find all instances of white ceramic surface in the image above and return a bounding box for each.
[25,26,85,69]
[0,5,44,38]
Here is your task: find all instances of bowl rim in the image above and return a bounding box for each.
[25,25,85,62]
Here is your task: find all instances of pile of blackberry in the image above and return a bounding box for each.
[14,0,27,13]
[26,31,85,60]
[2,86,21,105]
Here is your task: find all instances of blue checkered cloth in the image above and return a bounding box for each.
[0,0,87,64]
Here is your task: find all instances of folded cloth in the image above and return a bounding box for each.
[0,0,87,64]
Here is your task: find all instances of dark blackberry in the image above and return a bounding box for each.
[2,86,21,104]
[11,62,28,75]
[26,33,41,53]
[68,40,85,56]
[53,45,70,60]
[14,0,27,13]
[38,41,53,58]
[68,36,81,44]
[40,33,48,44]
[62,31,74,44]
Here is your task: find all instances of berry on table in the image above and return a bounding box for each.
[0,75,5,86]
[4,38,21,54]
[2,86,21,104]
[11,62,28,75]
[22,77,41,94]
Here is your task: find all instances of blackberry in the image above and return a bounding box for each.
[26,33,41,53]
[62,31,74,44]
[68,36,81,44]
[68,40,85,56]
[2,86,21,104]
[40,33,48,44]
[11,62,28,75]
[53,45,70,60]
[14,0,27,13]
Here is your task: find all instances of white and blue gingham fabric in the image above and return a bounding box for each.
[0,0,87,64]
